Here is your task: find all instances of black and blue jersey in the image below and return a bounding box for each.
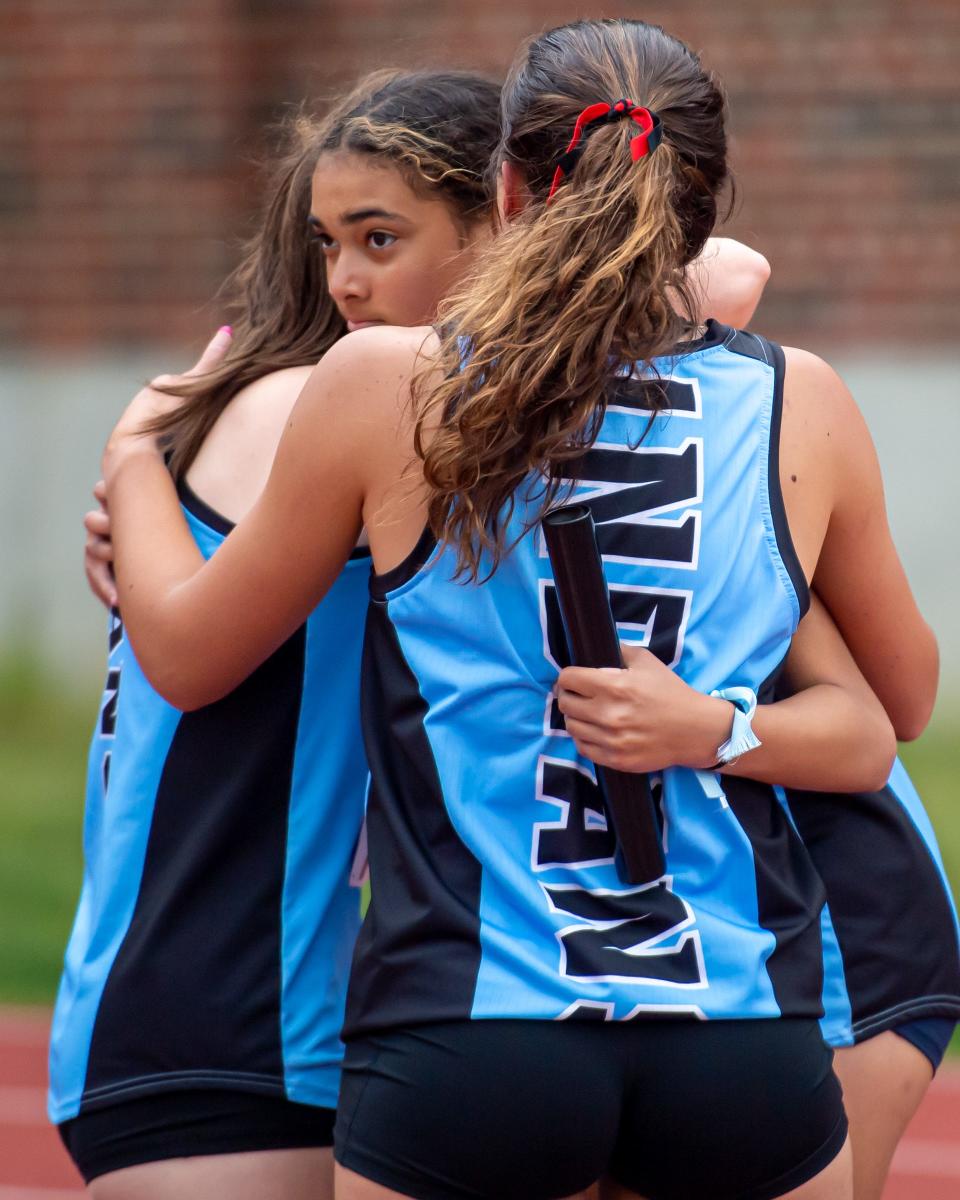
[795,758,960,1047]
[346,321,830,1035]
[49,483,369,1121]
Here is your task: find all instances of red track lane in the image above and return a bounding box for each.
[0,1008,957,1198]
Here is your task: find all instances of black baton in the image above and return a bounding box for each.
[542,503,665,885]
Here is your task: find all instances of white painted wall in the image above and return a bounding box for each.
[1,350,957,706]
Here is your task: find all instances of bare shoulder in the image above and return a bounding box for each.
[778,346,884,575]
[187,364,319,517]
[782,346,864,427]
[289,326,442,472]
[212,364,312,441]
[300,325,439,413]
[780,345,875,467]
[242,363,316,410]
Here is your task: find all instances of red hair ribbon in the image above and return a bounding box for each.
[546,98,663,204]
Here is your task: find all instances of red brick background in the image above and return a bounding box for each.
[2,1,958,350]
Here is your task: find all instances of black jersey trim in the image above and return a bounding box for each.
[851,998,960,1041]
[765,340,810,618]
[176,476,371,560]
[177,476,235,536]
[369,525,437,598]
[677,317,730,355]
[720,333,809,619]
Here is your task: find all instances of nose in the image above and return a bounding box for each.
[326,249,370,308]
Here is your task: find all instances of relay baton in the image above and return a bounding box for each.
[542,503,666,885]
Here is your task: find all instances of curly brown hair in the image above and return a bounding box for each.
[417,20,730,580]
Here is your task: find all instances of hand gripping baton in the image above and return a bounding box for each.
[542,503,666,884]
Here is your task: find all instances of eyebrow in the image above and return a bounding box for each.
[307,208,412,228]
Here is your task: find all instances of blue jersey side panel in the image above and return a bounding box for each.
[888,758,960,939]
[48,618,181,1121]
[818,902,854,1046]
[281,556,367,1107]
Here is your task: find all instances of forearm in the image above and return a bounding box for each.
[815,573,939,741]
[558,639,896,793]
[687,237,771,327]
[104,442,211,702]
[722,684,895,793]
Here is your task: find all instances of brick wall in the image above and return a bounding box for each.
[2,1,958,350]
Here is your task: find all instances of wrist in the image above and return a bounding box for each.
[709,686,763,768]
[683,694,737,770]
[102,431,161,482]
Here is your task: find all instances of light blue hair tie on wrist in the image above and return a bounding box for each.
[709,686,762,766]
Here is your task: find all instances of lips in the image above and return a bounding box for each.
[346,319,383,332]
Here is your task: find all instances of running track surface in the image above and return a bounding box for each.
[1,1009,957,1198]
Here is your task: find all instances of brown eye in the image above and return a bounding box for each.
[367,230,397,249]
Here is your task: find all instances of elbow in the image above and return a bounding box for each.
[727,251,771,329]
[149,654,242,711]
[890,676,937,742]
[893,709,933,743]
[129,629,236,712]
[892,627,940,742]
[155,681,222,713]
[145,664,225,713]
[749,249,772,290]
[854,715,898,793]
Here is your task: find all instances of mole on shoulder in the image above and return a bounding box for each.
[791,474,797,483]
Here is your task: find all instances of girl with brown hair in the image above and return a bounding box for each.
[56,57,775,1200]
[95,17,946,1200]
[50,67,504,1200]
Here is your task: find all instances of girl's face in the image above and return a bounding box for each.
[310,151,488,331]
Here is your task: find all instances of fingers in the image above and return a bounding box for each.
[557,664,623,698]
[84,509,111,538]
[85,533,113,563]
[556,687,611,726]
[563,720,628,771]
[84,493,115,607]
[84,537,118,609]
[147,326,232,392]
[184,325,232,377]
[558,646,656,698]
[562,712,622,753]
[619,642,654,669]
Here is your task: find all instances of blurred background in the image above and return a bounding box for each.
[1,1,957,1006]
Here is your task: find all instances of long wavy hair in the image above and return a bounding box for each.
[149,69,501,479]
[417,19,730,580]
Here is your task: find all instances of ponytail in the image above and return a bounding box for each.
[416,19,728,581]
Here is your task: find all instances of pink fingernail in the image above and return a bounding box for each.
[218,325,233,336]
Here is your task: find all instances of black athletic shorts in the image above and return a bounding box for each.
[894,1017,957,1073]
[335,1018,847,1200]
[59,1089,335,1184]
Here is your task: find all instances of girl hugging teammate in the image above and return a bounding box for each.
[64,22,958,1200]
